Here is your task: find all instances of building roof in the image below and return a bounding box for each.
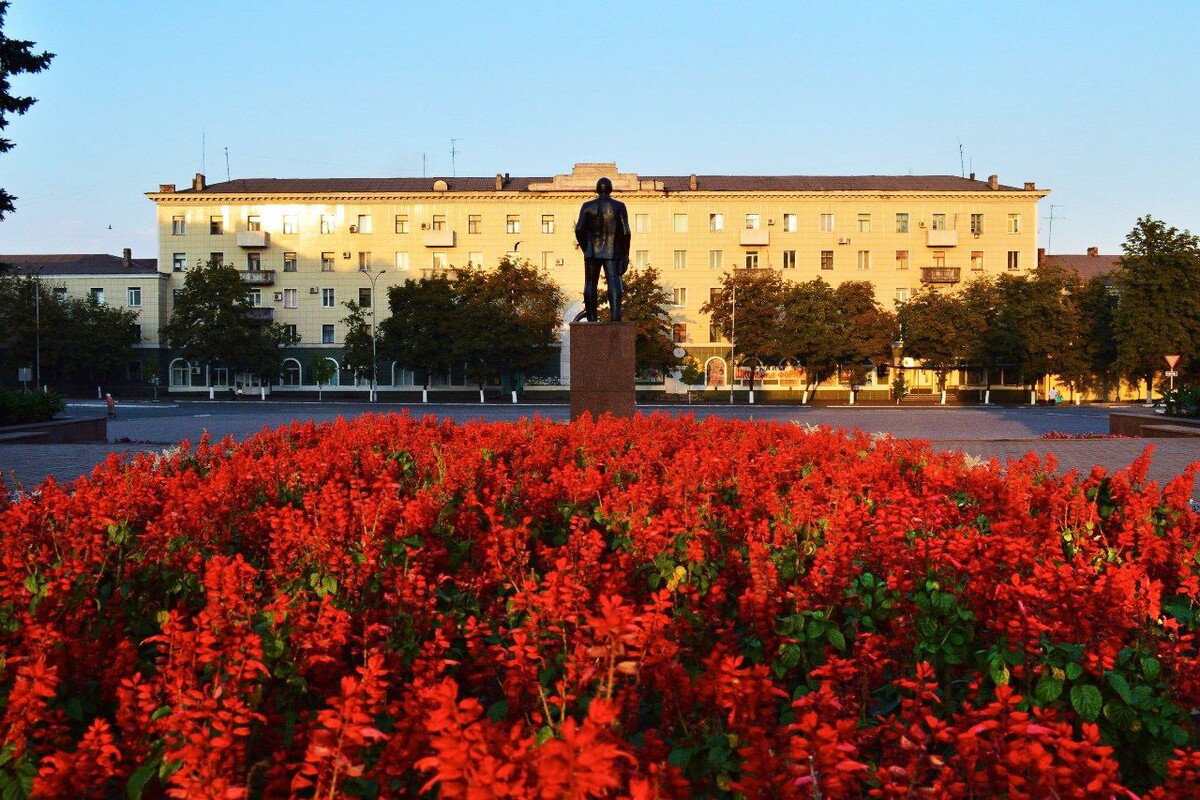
[0,253,159,276]
[1041,251,1122,282]
[161,173,1032,196]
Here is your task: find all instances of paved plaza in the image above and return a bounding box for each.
[2,400,1199,501]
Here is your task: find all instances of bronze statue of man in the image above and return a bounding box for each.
[574,177,631,322]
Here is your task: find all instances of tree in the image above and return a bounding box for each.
[311,357,336,401]
[0,2,54,220]
[831,281,895,392]
[1113,216,1200,398]
[776,278,840,401]
[896,288,972,400]
[1077,274,1121,399]
[960,277,1003,399]
[161,258,297,382]
[340,300,375,383]
[457,257,565,394]
[620,265,678,376]
[700,268,787,391]
[378,273,461,391]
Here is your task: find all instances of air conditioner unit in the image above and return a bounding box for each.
[918,221,927,228]
[349,225,358,234]
[421,223,430,230]
[555,258,565,266]
[309,287,319,294]
[342,252,351,259]
[273,292,283,302]
[767,219,775,226]
[838,238,850,245]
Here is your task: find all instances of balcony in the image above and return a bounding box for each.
[239,270,276,286]
[926,229,958,247]
[242,307,275,322]
[739,228,769,247]
[423,230,456,247]
[237,231,270,248]
[920,266,961,285]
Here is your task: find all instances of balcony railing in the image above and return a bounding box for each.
[242,307,275,322]
[423,230,456,247]
[237,231,270,248]
[926,229,958,247]
[920,266,961,284]
[239,270,277,286]
[739,228,769,247]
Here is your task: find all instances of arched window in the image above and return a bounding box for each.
[169,358,191,387]
[324,357,341,386]
[391,362,415,386]
[282,358,302,387]
[704,357,727,388]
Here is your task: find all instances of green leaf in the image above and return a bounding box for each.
[1035,674,1064,704]
[989,659,1010,687]
[1140,656,1161,681]
[1106,672,1133,704]
[1071,684,1103,721]
[827,628,846,652]
[127,755,161,800]
[1065,662,1084,681]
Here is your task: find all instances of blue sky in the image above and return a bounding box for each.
[2,0,1197,259]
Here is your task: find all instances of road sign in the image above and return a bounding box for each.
[1166,354,1181,369]
[1165,370,1179,377]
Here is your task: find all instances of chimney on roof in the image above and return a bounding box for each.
[988,174,999,190]
[969,172,975,181]
[123,248,132,269]
[495,173,504,190]
[192,173,206,191]
[1087,246,1099,257]
[1038,247,1046,266]
[159,183,175,193]
[1024,181,1036,191]
[689,173,698,190]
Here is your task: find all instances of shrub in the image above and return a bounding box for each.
[0,413,1198,797]
[1164,385,1200,418]
[0,389,65,425]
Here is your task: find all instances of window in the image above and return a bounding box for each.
[284,252,297,272]
[321,288,336,308]
[53,287,66,299]
[283,324,298,341]
[506,215,520,234]
[783,250,797,269]
[672,213,688,233]
[1007,250,1020,270]
[358,251,372,270]
[359,287,372,308]
[130,326,141,343]
[210,216,223,235]
[284,288,297,309]
[356,214,372,234]
[321,324,335,344]
[971,251,984,270]
[857,250,871,270]
[820,213,835,232]
[783,213,797,233]
[970,214,983,235]
[171,216,185,235]
[432,252,448,270]
[745,213,760,230]
[896,250,909,270]
[127,287,142,306]
[432,215,446,231]
[541,251,553,270]
[209,252,223,265]
[896,213,909,233]
[635,250,650,269]
[90,288,105,305]
[710,250,723,270]
[672,323,687,344]
[635,214,650,233]
[468,214,481,234]
[858,213,871,233]
[542,214,555,234]
[468,251,483,267]
[247,252,261,271]
[672,287,687,307]
[710,323,723,343]
[933,251,946,267]
[321,215,333,234]
[247,214,261,232]
[895,287,910,303]
[745,251,759,269]
[394,215,408,234]
[395,252,410,271]
[821,250,833,270]
[172,253,186,272]
[709,213,724,232]
[283,214,298,234]
[321,252,335,272]
[248,288,262,306]
[932,214,946,231]
[673,250,687,270]
[1008,214,1021,234]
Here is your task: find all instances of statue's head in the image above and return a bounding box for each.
[596,177,613,196]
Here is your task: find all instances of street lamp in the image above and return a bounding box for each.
[729,283,736,405]
[24,266,42,390]
[360,268,387,402]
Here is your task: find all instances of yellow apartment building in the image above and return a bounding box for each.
[147,162,1047,393]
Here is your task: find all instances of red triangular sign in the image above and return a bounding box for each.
[1165,354,1181,369]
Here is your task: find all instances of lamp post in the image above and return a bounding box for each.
[24,266,42,390]
[360,268,387,402]
[729,283,736,405]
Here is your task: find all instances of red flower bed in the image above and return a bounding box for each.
[1,413,1199,798]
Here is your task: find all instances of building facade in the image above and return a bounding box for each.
[147,163,1048,392]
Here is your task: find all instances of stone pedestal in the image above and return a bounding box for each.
[569,322,636,421]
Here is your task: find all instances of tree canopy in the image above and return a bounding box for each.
[620,265,679,375]
[896,288,972,392]
[378,273,464,389]
[700,269,787,363]
[0,2,54,220]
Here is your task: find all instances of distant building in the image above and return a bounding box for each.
[1039,246,1121,282]
[146,163,1048,393]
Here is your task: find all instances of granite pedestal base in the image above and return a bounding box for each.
[569,322,636,421]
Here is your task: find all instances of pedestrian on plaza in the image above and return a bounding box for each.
[105,393,116,418]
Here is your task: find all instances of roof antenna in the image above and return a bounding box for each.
[224,147,230,181]
[201,130,206,175]
[450,138,459,178]
[1044,204,1065,253]
[958,139,965,178]
[423,153,426,178]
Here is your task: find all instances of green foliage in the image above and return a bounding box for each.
[897,288,973,391]
[340,300,376,380]
[833,280,895,388]
[1163,385,1200,418]
[700,269,786,365]
[911,576,977,669]
[1077,274,1121,399]
[0,1,55,219]
[776,278,840,395]
[379,273,462,389]
[620,265,679,374]
[0,388,63,425]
